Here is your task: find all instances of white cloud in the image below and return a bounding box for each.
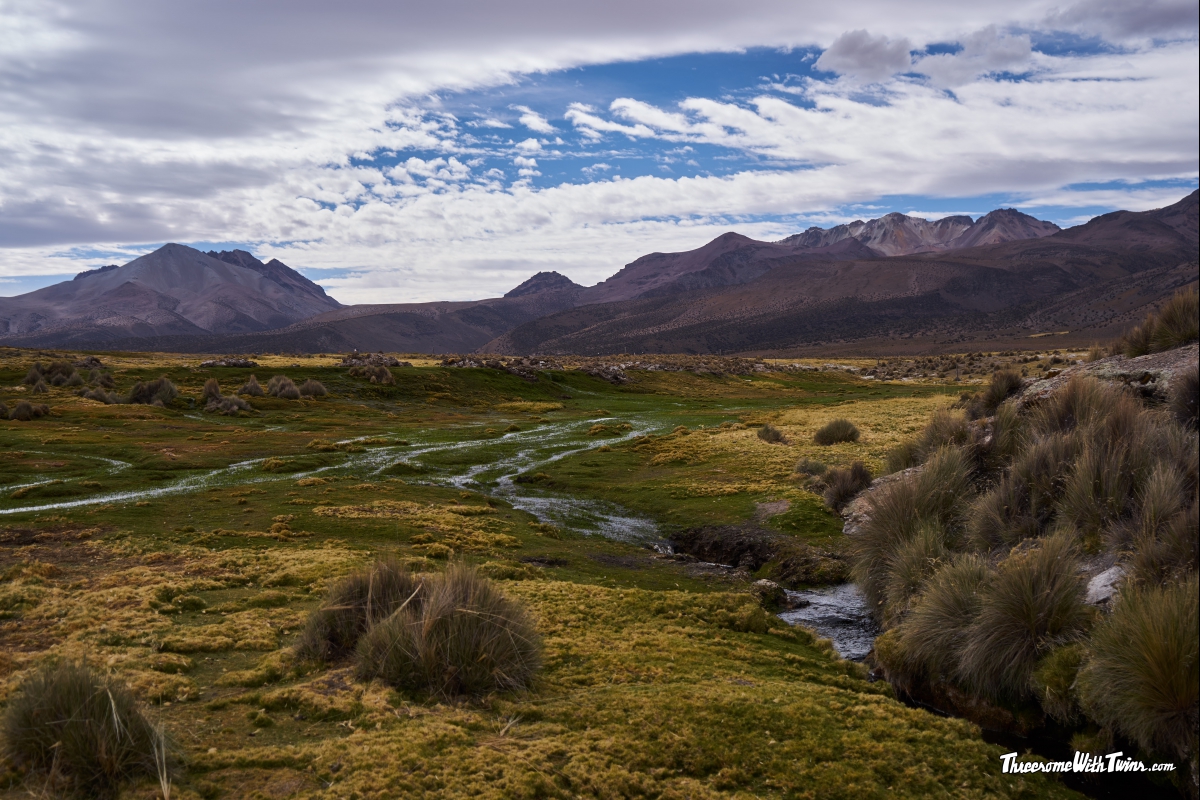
[814,30,913,82]
[515,138,543,152]
[512,104,557,133]
[914,26,1033,87]
[513,156,539,167]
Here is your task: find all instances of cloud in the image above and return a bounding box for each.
[814,30,913,82]
[512,104,557,133]
[1046,0,1200,39]
[515,138,543,152]
[914,26,1033,87]
[513,156,538,167]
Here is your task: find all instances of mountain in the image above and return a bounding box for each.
[778,208,1058,256]
[486,192,1198,356]
[0,244,340,346]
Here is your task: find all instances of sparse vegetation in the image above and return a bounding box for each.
[0,662,172,799]
[813,418,859,445]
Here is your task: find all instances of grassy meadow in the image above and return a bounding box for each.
[0,347,1085,799]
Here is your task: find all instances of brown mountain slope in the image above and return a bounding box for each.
[486,192,1198,356]
[0,244,340,346]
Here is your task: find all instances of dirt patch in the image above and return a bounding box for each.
[754,499,790,521]
[588,554,645,570]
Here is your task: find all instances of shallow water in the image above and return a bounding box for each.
[777,583,879,661]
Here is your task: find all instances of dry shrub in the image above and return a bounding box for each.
[90,369,115,389]
[356,563,541,698]
[0,662,173,799]
[892,554,990,681]
[957,534,1090,701]
[349,365,394,384]
[850,446,974,616]
[126,377,177,406]
[299,378,327,397]
[823,461,872,511]
[201,378,221,402]
[267,375,301,400]
[8,400,50,421]
[239,375,265,396]
[83,388,121,405]
[22,364,42,385]
[205,396,251,416]
[295,557,426,662]
[813,418,859,445]
[1171,365,1198,429]
[1085,344,1106,362]
[31,378,48,394]
[1078,576,1198,766]
[756,423,786,444]
[795,458,826,476]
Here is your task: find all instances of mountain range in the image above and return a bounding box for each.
[1,194,1195,355]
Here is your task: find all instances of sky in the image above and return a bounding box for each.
[1,0,1197,302]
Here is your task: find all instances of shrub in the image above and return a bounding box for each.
[850,446,974,616]
[0,662,172,799]
[356,563,541,698]
[893,554,990,680]
[31,378,48,394]
[295,558,426,662]
[957,534,1090,701]
[8,401,49,421]
[756,423,786,444]
[23,364,42,385]
[89,369,115,388]
[813,418,859,445]
[83,388,121,405]
[267,375,301,400]
[794,458,826,476]
[823,461,872,512]
[299,379,327,397]
[64,371,84,387]
[239,375,265,396]
[126,377,177,406]
[1118,287,1200,357]
[201,378,221,402]
[1085,344,1105,362]
[1171,365,1198,429]
[349,365,394,384]
[1078,576,1198,765]
[888,409,975,471]
[206,396,251,416]
[967,370,1023,420]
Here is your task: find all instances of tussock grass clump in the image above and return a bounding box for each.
[31,378,48,394]
[239,375,265,396]
[823,461,872,512]
[813,418,859,445]
[1129,502,1198,587]
[891,554,990,682]
[886,409,977,472]
[1078,576,1198,766]
[349,364,394,384]
[0,662,172,799]
[90,369,115,388]
[7,400,50,421]
[267,375,301,400]
[295,557,426,662]
[125,376,177,406]
[794,458,826,476]
[957,535,1090,701]
[83,388,121,404]
[756,423,787,444]
[965,369,1023,420]
[201,378,221,402]
[356,563,541,698]
[1119,286,1199,357]
[299,378,327,397]
[1171,365,1198,429]
[206,395,251,416]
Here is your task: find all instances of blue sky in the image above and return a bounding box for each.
[1,1,1196,301]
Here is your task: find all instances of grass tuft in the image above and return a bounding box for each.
[1171,365,1198,429]
[822,461,872,512]
[267,375,301,400]
[0,662,173,799]
[356,563,541,698]
[126,376,178,406]
[813,418,859,445]
[756,423,787,444]
[239,374,265,396]
[299,378,328,397]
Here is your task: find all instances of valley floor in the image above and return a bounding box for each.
[0,348,1082,799]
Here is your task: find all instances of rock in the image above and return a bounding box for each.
[751,579,788,609]
[1086,565,1124,605]
[74,356,104,369]
[1015,343,1198,408]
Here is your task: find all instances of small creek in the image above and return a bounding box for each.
[777,584,879,661]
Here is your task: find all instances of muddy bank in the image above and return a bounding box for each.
[669,524,848,587]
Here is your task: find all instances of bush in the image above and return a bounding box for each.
[1078,576,1198,765]
[1171,365,1198,429]
[823,461,872,512]
[1118,287,1199,357]
[892,554,990,681]
[884,439,921,474]
[267,375,301,400]
[794,458,826,476]
[756,423,786,444]
[813,418,859,445]
[349,365,394,385]
[31,378,48,394]
[957,534,1090,701]
[65,371,84,387]
[90,369,115,389]
[966,370,1023,420]
[239,375,265,396]
[1129,502,1198,587]
[205,396,251,415]
[299,379,327,397]
[295,558,426,662]
[356,563,541,698]
[23,364,42,385]
[8,401,50,421]
[83,388,121,405]
[201,378,221,402]
[126,377,177,406]
[0,662,172,799]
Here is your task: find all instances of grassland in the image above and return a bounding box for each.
[0,347,1082,798]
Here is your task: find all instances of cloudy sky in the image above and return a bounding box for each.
[1,0,1197,302]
